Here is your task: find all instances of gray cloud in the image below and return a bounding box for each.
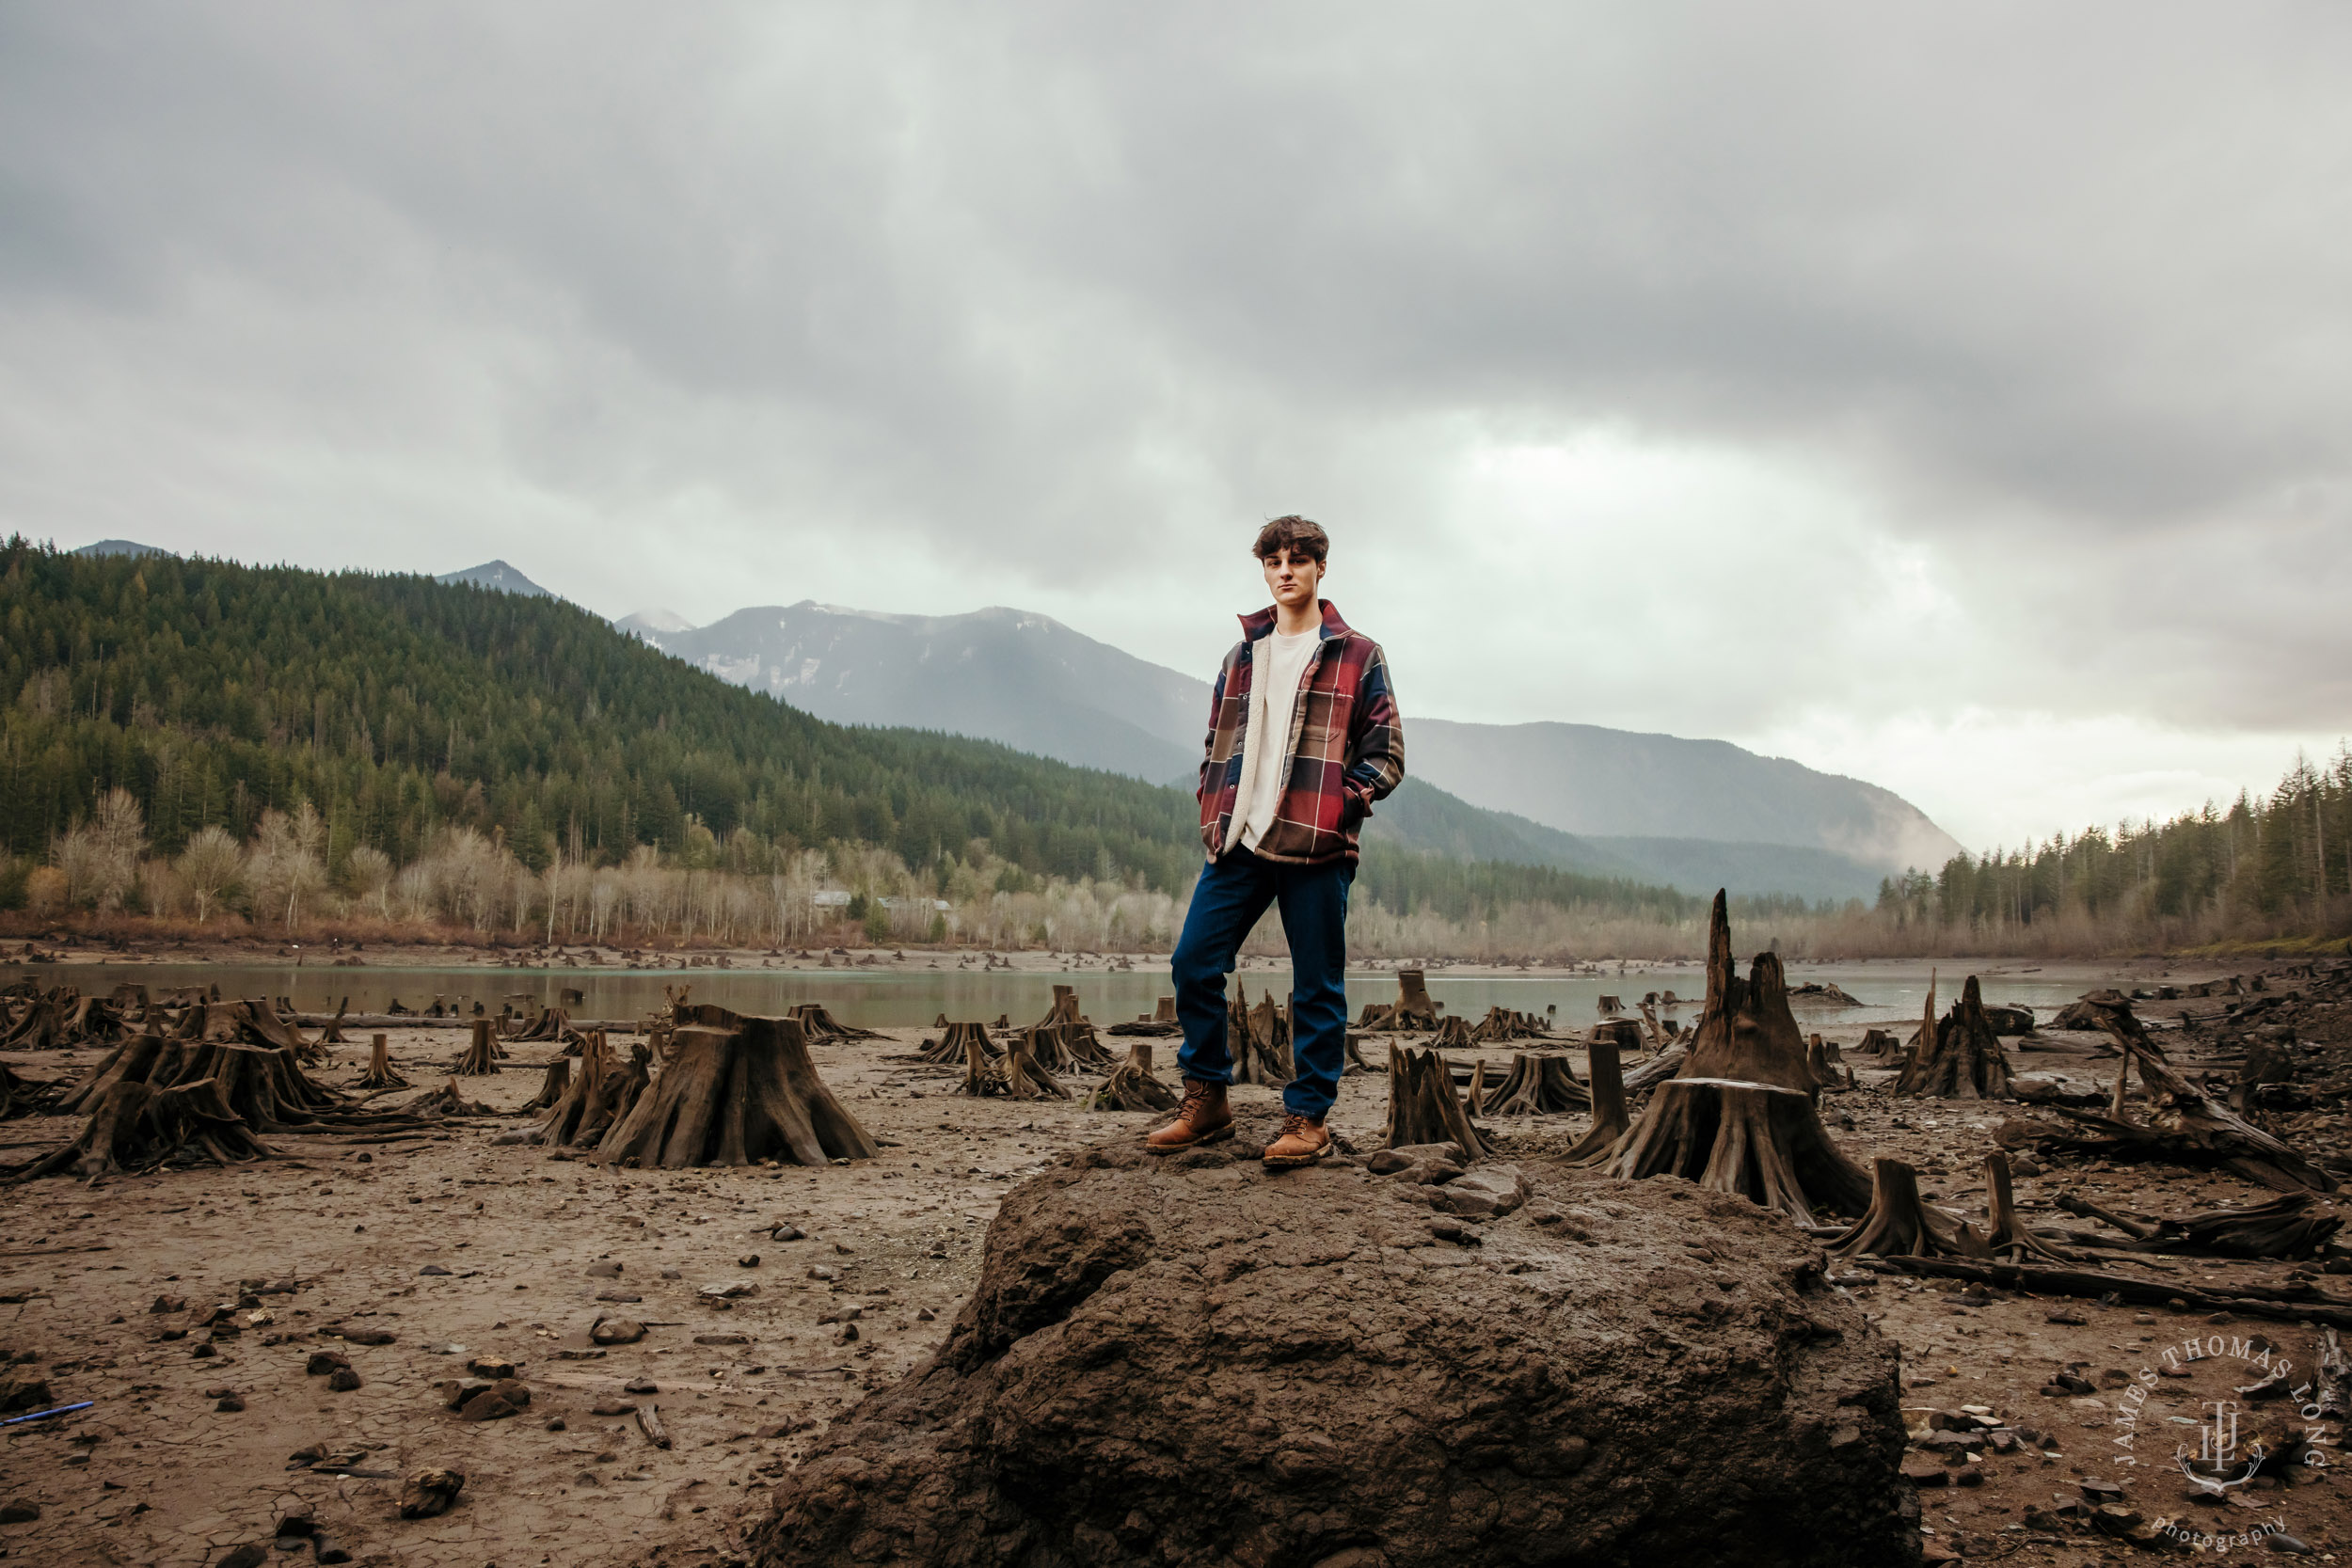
[1,2,2346,841]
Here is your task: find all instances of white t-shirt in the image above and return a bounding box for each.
[1233,628,1320,853]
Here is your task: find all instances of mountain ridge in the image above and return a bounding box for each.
[634,597,1959,895]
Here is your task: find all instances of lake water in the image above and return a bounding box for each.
[0,958,2131,1032]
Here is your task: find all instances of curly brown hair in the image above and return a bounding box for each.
[1251,515,1328,563]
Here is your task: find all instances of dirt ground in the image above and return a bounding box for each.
[1,967,2346,1567]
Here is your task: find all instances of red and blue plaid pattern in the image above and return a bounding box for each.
[1196,599,1404,864]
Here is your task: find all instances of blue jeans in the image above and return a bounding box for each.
[1170,847,1354,1120]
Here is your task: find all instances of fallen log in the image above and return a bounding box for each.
[1847,1255,2352,1329]
[2043,1040,2335,1193]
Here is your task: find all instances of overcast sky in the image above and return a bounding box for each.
[5,4,2348,849]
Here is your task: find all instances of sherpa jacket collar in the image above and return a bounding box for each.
[1237,598,1352,643]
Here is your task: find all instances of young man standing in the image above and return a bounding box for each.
[1148,515,1404,1166]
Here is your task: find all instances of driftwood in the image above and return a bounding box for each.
[596,1006,877,1167]
[1087,1044,1180,1114]
[453,1019,501,1076]
[2044,1040,2335,1193]
[1383,1044,1484,1158]
[356,1034,408,1090]
[1619,1043,1688,1095]
[1601,892,1871,1222]
[1896,975,2015,1100]
[1564,1039,1630,1162]
[2054,1191,2344,1259]
[1847,1256,2352,1331]
[1479,1053,1589,1117]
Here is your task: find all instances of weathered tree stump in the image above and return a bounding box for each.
[1087,1044,1180,1114]
[8,1076,273,1180]
[596,1006,879,1167]
[1981,1151,2070,1262]
[0,1061,57,1120]
[321,997,350,1045]
[1896,976,2014,1100]
[1393,969,1439,1030]
[1432,1014,1474,1049]
[1564,1037,1629,1162]
[1601,892,1871,1222]
[403,1078,496,1117]
[357,1034,408,1090]
[1153,996,1177,1024]
[922,1022,994,1067]
[1481,1053,1589,1117]
[525,1056,572,1112]
[1597,993,1624,1015]
[1383,1044,1485,1158]
[789,1003,883,1041]
[1855,1029,1899,1056]
[1827,1157,1992,1261]
[453,1019,501,1076]
[1228,990,1294,1086]
[1037,986,1082,1029]
[532,1032,649,1148]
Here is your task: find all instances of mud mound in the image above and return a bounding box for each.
[750,1114,1915,1568]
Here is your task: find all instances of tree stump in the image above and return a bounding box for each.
[1343,1032,1381,1075]
[321,997,350,1046]
[922,1022,994,1067]
[1827,1157,1992,1261]
[1481,1053,1589,1117]
[1393,969,1438,1030]
[357,1034,408,1091]
[1382,1044,1484,1157]
[1981,1151,2070,1262]
[526,1056,573,1112]
[1896,976,2014,1100]
[1432,1014,1474,1049]
[8,1076,274,1180]
[1597,994,1624,1016]
[532,1033,648,1148]
[1564,1037,1629,1162]
[595,1006,878,1167]
[1087,1044,1180,1113]
[402,1078,496,1117]
[1855,1028,1899,1056]
[1153,996,1177,1024]
[1600,892,1871,1221]
[453,1019,501,1077]
[789,1004,883,1041]
[1037,986,1082,1029]
[0,1061,56,1120]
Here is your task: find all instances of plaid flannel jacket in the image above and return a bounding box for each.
[1197,599,1404,865]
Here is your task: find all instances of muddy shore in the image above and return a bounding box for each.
[0,961,2345,1567]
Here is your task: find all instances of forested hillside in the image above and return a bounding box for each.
[0,537,1200,890]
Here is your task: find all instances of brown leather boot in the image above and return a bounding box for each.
[1146,1080,1233,1153]
[1261,1113,1332,1167]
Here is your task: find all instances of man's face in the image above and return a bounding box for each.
[1261,546,1323,610]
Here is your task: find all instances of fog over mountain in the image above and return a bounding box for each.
[631,597,1963,899]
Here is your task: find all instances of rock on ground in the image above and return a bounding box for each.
[750,1114,1916,1568]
